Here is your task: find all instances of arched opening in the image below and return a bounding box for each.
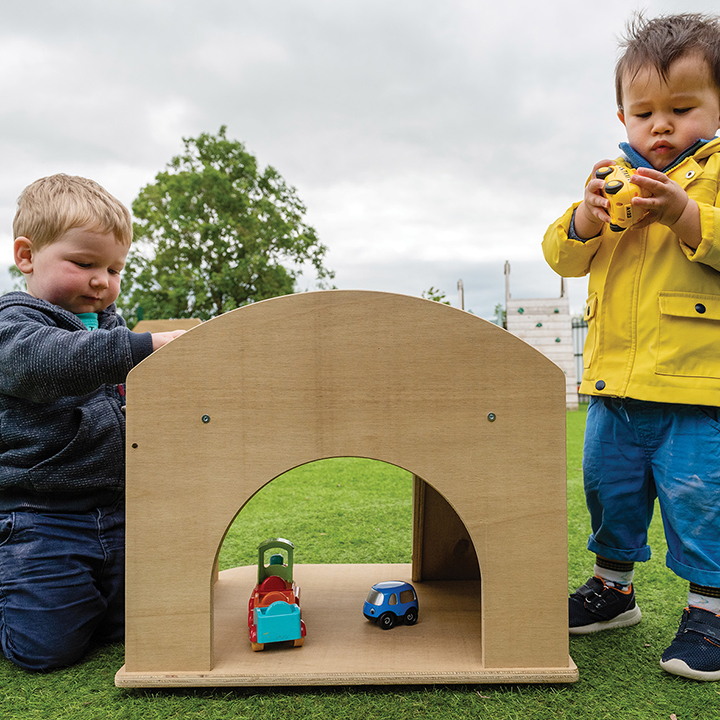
[211,457,482,669]
[217,458,415,570]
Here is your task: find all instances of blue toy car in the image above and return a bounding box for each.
[363,581,418,629]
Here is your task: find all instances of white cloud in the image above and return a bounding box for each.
[0,0,718,320]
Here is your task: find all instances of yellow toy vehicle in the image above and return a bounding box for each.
[596,165,643,232]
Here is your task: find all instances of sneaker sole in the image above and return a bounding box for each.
[569,604,642,635]
[660,657,720,682]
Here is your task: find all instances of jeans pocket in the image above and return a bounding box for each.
[0,514,13,547]
[696,406,720,429]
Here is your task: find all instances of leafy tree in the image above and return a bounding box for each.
[493,302,507,328]
[421,286,451,305]
[118,126,333,323]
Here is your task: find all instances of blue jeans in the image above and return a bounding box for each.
[583,397,720,586]
[0,501,124,671]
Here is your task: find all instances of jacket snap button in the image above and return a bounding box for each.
[696,303,707,314]
[595,380,606,390]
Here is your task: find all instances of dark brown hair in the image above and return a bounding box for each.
[615,12,720,110]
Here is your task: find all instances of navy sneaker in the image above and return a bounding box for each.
[660,606,720,681]
[569,576,642,635]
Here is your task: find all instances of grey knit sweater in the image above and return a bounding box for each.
[0,292,153,511]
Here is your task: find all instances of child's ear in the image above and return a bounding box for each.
[13,237,34,274]
[617,110,626,127]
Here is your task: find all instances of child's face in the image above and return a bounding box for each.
[14,225,128,314]
[618,53,720,170]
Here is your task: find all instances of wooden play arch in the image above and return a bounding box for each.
[115,290,576,687]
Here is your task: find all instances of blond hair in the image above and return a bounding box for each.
[615,12,720,110]
[13,174,132,249]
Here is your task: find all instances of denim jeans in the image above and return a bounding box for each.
[0,501,124,670]
[583,396,720,586]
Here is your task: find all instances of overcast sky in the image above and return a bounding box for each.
[2,0,718,318]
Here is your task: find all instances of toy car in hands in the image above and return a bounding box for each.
[363,581,418,629]
[595,165,643,232]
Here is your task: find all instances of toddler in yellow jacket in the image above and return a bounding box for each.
[543,13,720,681]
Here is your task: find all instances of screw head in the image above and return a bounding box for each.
[202,415,211,424]
[487,412,497,422]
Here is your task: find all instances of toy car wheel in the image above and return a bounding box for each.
[604,180,624,195]
[595,166,613,180]
[404,608,418,625]
[379,612,396,630]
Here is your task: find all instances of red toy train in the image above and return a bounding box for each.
[248,538,306,651]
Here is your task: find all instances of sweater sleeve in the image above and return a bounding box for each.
[0,305,154,402]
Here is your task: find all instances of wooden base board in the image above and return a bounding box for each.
[116,563,577,687]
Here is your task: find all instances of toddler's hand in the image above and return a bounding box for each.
[151,329,186,351]
[630,167,689,229]
[574,159,614,239]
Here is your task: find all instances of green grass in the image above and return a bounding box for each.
[218,457,413,569]
[1,408,718,719]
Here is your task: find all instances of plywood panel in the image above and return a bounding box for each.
[119,291,574,685]
[116,564,576,687]
[412,477,480,581]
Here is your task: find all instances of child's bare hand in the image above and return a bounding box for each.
[630,167,689,228]
[574,159,614,239]
[151,329,186,351]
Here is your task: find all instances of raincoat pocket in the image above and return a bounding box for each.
[656,292,720,379]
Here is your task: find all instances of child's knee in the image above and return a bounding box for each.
[0,605,95,671]
[0,600,121,671]
[1,631,88,671]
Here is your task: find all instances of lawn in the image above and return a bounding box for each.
[0,406,717,719]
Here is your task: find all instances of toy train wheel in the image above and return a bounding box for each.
[251,642,265,652]
[293,637,305,647]
[379,612,395,630]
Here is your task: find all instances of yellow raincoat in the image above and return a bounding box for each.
[543,138,720,405]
